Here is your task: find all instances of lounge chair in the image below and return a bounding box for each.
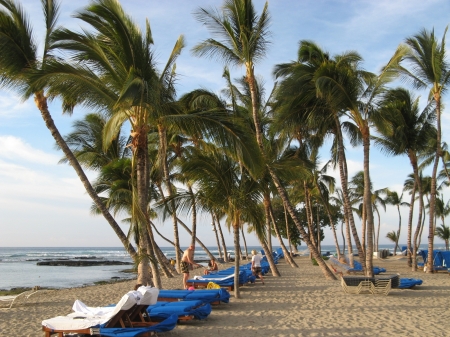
[419,250,448,272]
[147,300,212,321]
[42,289,177,337]
[340,277,391,295]
[328,256,386,275]
[398,278,423,289]
[157,288,230,304]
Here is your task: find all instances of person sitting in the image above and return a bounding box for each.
[204,259,218,275]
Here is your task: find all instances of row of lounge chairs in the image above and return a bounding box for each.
[418,250,450,272]
[328,256,387,275]
[186,255,272,290]
[42,285,230,336]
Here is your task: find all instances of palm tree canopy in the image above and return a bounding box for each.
[192,0,271,70]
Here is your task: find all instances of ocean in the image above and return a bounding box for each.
[0,244,441,290]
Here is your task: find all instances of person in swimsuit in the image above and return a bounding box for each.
[204,259,218,275]
[181,245,200,289]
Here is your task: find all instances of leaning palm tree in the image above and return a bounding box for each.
[386,231,399,249]
[435,223,450,251]
[0,0,137,259]
[192,2,335,279]
[389,27,450,272]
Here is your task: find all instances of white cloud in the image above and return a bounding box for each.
[0,93,33,118]
[0,135,60,165]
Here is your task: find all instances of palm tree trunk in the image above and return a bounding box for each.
[158,125,182,273]
[145,227,172,280]
[406,181,416,267]
[150,221,180,253]
[304,183,316,248]
[268,202,298,267]
[188,184,197,247]
[34,92,137,260]
[409,152,423,271]
[211,214,223,259]
[395,205,402,255]
[135,123,159,286]
[241,227,249,260]
[232,218,241,298]
[284,204,293,258]
[335,116,363,267]
[259,236,280,276]
[375,208,381,253]
[214,213,229,262]
[362,126,374,277]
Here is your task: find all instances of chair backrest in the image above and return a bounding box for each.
[102,293,137,328]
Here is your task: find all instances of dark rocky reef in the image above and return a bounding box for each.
[37,260,132,267]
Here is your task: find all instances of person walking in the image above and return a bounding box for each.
[251,250,265,285]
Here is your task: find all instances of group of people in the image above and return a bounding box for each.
[179,245,265,289]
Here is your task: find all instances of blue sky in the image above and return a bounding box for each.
[1,0,450,249]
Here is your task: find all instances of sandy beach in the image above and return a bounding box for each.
[1,256,449,337]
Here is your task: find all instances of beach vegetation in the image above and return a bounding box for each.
[387,27,450,273]
[0,0,138,262]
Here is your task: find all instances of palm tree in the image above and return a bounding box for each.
[192,0,335,279]
[384,190,408,255]
[435,194,450,234]
[390,27,450,273]
[180,149,263,298]
[0,0,137,259]
[386,231,399,249]
[374,88,436,268]
[274,41,375,273]
[435,223,450,250]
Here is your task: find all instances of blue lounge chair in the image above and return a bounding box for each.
[398,278,423,289]
[96,314,178,336]
[42,291,178,337]
[158,288,230,304]
[147,300,212,321]
[418,250,448,272]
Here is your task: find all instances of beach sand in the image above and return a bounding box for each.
[1,256,449,336]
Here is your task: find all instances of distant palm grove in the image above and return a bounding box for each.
[1,0,449,297]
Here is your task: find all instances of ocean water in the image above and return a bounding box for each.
[0,246,257,290]
[0,244,442,290]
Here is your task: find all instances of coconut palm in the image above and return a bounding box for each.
[386,231,399,248]
[179,148,263,298]
[389,27,450,272]
[374,88,436,268]
[435,194,450,233]
[384,190,408,255]
[273,41,372,272]
[0,0,137,259]
[435,223,450,250]
[192,0,334,279]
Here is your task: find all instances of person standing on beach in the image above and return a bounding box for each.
[251,250,265,285]
[181,245,201,289]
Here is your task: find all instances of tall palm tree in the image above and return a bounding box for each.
[390,27,450,272]
[374,88,436,268]
[192,0,335,279]
[273,41,371,272]
[0,0,137,259]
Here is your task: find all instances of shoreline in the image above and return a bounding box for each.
[2,256,450,336]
